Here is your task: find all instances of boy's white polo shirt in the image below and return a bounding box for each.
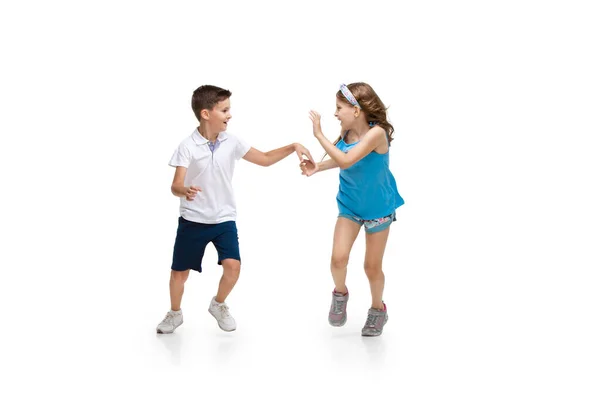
[169,129,251,224]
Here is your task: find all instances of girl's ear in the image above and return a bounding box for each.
[354,106,361,118]
[200,109,210,120]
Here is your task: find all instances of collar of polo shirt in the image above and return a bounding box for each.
[192,129,229,145]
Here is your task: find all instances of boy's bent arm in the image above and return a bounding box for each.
[171,166,189,197]
[243,144,313,167]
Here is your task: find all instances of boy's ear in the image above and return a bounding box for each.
[200,109,210,120]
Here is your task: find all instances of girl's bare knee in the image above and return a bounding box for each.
[331,254,349,270]
[364,262,383,278]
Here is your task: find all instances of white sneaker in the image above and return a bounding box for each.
[208,297,236,332]
[156,310,183,334]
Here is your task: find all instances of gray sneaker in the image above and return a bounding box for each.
[328,290,349,327]
[361,305,388,336]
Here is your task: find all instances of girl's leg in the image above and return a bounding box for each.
[364,227,391,310]
[170,269,190,311]
[331,217,362,293]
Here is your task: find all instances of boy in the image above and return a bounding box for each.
[157,85,313,333]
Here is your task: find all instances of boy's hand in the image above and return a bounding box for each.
[300,159,319,177]
[293,143,315,164]
[185,185,201,201]
[308,110,323,137]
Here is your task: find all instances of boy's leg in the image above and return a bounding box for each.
[331,216,362,293]
[157,217,208,334]
[170,217,208,308]
[157,269,189,334]
[209,259,239,332]
[216,258,241,303]
[170,269,190,311]
[209,222,241,331]
[211,221,242,303]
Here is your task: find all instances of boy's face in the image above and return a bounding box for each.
[204,98,232,132]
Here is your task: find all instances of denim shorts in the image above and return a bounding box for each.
[171,217,241,273]
[339,212,397,234]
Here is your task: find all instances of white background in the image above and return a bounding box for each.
[1,0,599,399]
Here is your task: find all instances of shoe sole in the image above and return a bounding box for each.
[361,330,382,337]
[218,326,236,332]
[156,322,182,334]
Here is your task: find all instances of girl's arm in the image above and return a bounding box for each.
[318,158,339,171]
[300,157,338,176]
[309,111,386,170]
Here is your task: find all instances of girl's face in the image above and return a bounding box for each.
[334,99,356,130]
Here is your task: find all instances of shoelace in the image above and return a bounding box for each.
[365,313,379,328]
[162,313,175,324]
[218,304,231,319]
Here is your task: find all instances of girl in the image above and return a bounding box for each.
[301,82,404,336]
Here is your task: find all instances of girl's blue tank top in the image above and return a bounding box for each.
[335,133,404,220]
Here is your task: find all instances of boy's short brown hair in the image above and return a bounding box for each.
[191,85,232,121]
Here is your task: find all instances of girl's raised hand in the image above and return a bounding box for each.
[308,110,323,137]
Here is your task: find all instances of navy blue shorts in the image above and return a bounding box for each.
[171,217,241,273]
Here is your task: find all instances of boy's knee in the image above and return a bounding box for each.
[221,259,241,274]
[170,270,189,284]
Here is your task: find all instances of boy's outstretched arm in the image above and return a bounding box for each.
[243,143,314,167]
